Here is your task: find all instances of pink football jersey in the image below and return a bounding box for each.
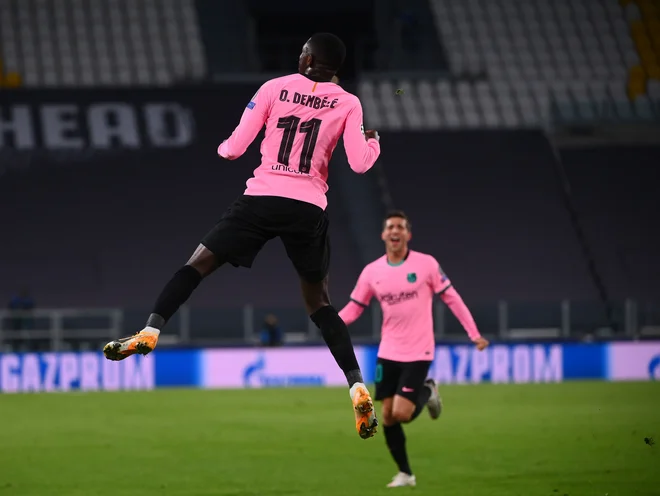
[218,73,381,210]
[350,251,451,362]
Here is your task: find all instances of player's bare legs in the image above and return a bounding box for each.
[301,276,378,439]
[103,244,221,361]
[381,386,441,488]
[381,396,416,487]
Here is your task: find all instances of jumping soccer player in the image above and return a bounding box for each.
[102,33,381,440]
[338,211,489,484]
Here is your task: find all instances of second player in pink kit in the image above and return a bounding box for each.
[102,33,380,440]
[347,249,451,363]
[339,211,490,488]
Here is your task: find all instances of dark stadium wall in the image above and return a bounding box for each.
[0,85,364,309]
[558,145,660,302]
[242,1,377,79]
[378,131,660,304]
[195,0,253,74]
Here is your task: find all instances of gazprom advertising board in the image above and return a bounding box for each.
[0,342,658,393]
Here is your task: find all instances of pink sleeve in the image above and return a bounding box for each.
[440,286,482,341]
[342,99,380,173]
[338,300,366,326]
[218,82,273,160]
[349,267,374,306]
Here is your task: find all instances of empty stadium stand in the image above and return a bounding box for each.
[0,0,206,87]
[361,0,660,129]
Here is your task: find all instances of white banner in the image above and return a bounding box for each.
[201,347,364,389]
[608,342,660,381]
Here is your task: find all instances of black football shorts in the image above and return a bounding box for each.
[374,357,432,403]
[200,195,330,283]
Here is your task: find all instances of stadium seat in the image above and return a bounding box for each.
[2,71,22,87]
[648,78,660,99]
[634,94,657,118]
[418,80,442,128]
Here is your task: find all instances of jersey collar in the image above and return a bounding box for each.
[386,249,411,267]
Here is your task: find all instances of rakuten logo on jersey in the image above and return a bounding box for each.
[379,291,418,305]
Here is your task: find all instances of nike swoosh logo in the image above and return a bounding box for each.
[401,387,414,392]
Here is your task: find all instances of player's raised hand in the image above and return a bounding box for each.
[473,337,489,351]
[365,130,380,141]
[217,140,233,160]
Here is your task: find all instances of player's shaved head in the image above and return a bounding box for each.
[299,33,346,76]
[308,33,346,71]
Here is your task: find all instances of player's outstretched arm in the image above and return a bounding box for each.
[338,300,366,326]
[218,83,272,160]
[339,267,374,325]
[429,258,489,350]
[342,99,381,174]
[439,287,489,351]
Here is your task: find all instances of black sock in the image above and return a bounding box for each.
[384,423,412,475]
[410,384,432,421]
[147,265,203,328]
[310,305,363,387]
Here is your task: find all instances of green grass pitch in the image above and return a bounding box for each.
[1,381,658,495]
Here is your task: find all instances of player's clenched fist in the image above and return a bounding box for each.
[473,337,489,351]
[365,130,380,141]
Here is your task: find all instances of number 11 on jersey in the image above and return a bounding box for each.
[277,115,322,174]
